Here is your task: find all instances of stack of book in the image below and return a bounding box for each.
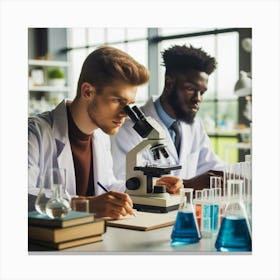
[28,211,106,250]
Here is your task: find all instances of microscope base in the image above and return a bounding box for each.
[131,194,181,213]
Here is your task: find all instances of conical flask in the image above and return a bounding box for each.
[215,179,252,252]
[45,168,71,219]
[171,188,201,246]
[45,185,70,219]
[35,168,71,218]
[34,169,53,215]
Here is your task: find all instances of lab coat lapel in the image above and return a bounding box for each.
[92,129,104,195]
[52,100,76,195]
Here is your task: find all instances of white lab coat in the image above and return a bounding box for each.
[28,100,124,199]
[111,97,225,181]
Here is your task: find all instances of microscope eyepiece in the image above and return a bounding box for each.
[160,147,169,158]
[132,106,146,120]
[123,105,139,123]
[124,105,153,138]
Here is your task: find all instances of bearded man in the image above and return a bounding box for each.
[111,44,224,192]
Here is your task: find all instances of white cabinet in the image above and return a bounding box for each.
[28,59,70,115]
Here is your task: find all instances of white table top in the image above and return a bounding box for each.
[29,224,224,254]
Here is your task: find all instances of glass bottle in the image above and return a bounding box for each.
[215,179,252,252]
[171,188,201,246]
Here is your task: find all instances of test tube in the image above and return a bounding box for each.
[240,161,252,228]
[223,162,242,199]
[210,176,222,189]
[201,189,212,238]
[193,190,203,231]
[223,162,231,198]
[213,188,223,230]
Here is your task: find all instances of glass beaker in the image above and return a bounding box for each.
[45,168,71,219]
[171,188,201,246]
[215,179,252,252]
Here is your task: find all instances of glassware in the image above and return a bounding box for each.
[71,198,89,212]
[35,168,71,218]
[45,168,71,219]
[210,188,222,234]
[215,179,252,252]
[209,176,223,234]
[171,188,201,246]
[210,176,222,189]
[200,188,212,238]
[193,190,203,231]
[241,160,252,229]
[34,170,53,215]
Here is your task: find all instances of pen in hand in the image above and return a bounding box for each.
[97,181,109,193]
[97,181,137,217]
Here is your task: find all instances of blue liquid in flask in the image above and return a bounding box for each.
[215,216,252,252]
[171,211,200,246]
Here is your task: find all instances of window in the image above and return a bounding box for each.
[67,28,246,162]
[67,28,148,103]
[156,28,240,162]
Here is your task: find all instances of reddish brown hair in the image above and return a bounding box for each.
[77,46,149,95]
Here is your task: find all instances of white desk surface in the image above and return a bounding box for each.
[29,224,230,254]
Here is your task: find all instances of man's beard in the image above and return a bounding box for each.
[167,85,197,124]
[87,99,117,135]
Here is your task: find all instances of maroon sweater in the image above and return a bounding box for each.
[66,105,94,196]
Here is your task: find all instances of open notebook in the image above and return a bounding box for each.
[106,210,178,231]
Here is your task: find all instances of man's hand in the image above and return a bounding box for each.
[156,175,183,194]
[72,191,134,220]
[184,170,224,190]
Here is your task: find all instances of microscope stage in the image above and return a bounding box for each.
[131,194,181,213]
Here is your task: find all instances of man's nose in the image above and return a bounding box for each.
[119,106,128,117]
[193,90,202,102]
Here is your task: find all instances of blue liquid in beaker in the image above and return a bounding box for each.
[215,216,252,252]
[171,211,200,246]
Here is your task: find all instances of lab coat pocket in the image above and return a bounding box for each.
[185,151,199,178]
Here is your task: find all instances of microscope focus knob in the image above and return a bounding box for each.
[153,185,166,193]
[126,177,141,190]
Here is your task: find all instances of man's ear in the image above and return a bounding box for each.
[81,82,95,99]
[165,75,175,91]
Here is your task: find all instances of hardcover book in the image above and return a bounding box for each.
[29,235,102,250]
[28,211,95,228]
[28,218,106,243]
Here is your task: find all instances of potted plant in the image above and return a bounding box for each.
[48,67,65,87]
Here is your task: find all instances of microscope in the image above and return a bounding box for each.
[123,105,182,213]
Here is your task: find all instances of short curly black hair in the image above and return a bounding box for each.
[161,44,217,75]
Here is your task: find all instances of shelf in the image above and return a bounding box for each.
[28,59,70,114]
[29,59,69,67]
[29,86,69,92]
[207,128,250,136]
[225,142,251,149]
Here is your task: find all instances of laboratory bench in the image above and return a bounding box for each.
[28,224,251,254]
